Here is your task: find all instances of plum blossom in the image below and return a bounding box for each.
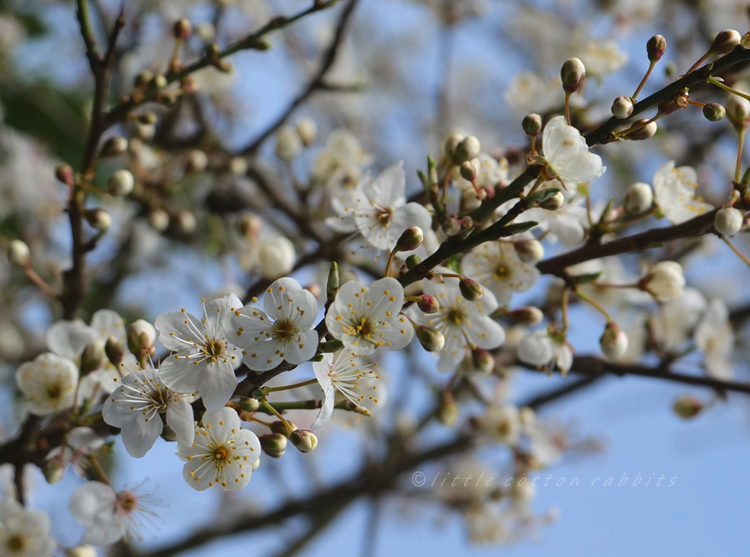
[413,277,505,372]
[177,408,261,491]
[103,361,195,458]
[504,72,562,115]
[155,294,241,411]
[326,161,432,252]
[694,299,734,380]
[542,116,606,187]
[16,353,78,415]
[310,351,380,430]
[0,497,56,557]
[224,278,318,372]
[652,161,713,224]
[46,427,104,476]
[325,277,414,355]
[312,129,372,189]
[518,330,573,375]
[650,287,706,352]
[462,241,540,306]
[481,404,521,445]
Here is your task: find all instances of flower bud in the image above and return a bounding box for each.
[417,294,440,314]
[471,348,495,374]
[443,132,465,159]
[135,123,155,142]
[80,340,106,375]
[647,34,667,62]
[726,94,750,131]
[66,547,97,557]
[437,392,459,427]
[127,319,157,358]
[135,70,154,88]
[228,156,248,175]
[138,111,158,125]
[256,236,295,279]
[100,136,128,157]
[714,207,744,235]
[560,57,585,93]
[640,261,685,302]
[742,31,750,49]
[259,433,287,458]
[673,395,704,419]
[509,306,543,326]
[405,254,422,270]
[175,210,197,234]
[624,182,653,214]
[43,456,65,485]
[238,212,262,240]
[275,126,302,162]
[441,217,462,237]
[105,336,126,367]
[149,209,170,232]
[623,119,658,141]
[599,323,628,360]
[416,325,445,352]
[459,159,479,182]
[514,239,544,263]
[186,150,208,173]
[296,118,318,147]
[7,240,30,268]
[452,135,481,164]
[152,74,168,89]
[703,102,726,122]
[55,164,74,186]
[173,18,192,40]
[396,226,424,252]
[270,419,297,437]
[326,261,339,302]
[522,113,543,136]
[289,429,318,453]
[84,208,111,232]
[459,277,483,301]
[539,191,565,211]
[611,96,634,119]
[240,397,260,412]
[709,29,740,55]
[107,169,135,197]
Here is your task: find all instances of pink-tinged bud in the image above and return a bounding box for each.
[560,57,585,93]
[726,94,750,131]
[259,433,287,458]
[599,323,628,360]
[437,392,459,427]
[238,212,262,240]
[452,135,481,164]
[514,239,544,263]
[7,240,30,268]
[55,164,74,186]
[289,429,318,453]
[673,394,704,419]
[416,326,445,352]
[405,254,422,270]
[459,277,483,301]
[173,18,192,40]
[709,29,740,55]
[459,159,479,182]
[522,113,543,136]
[442,217,462,237]
[539,191,565,211]
[270,420,297,438]
[100,136,128,158]
[714,207,744,235]
[471,348,495,374]
[702,102,726,122]
[105,336,126,367]
[647,35,667,62]
[623,119,658,141]
[417,294,440,314]
[509,306,544,326]
[611,96,634,119]
[396,226,424,252]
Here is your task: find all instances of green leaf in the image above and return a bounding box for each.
[568,271,603,285]
[499,221,538,237]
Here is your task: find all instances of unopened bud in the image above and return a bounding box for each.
[100,136,128,158]
[396,226,424,251]
[623,119,658,140]
[127,319,157,358]
[55,164,74,186]
[405,254,422,270]
[742,31,750,49]
[444,132,465,159]
[437,392,459,427]
[522,113,543,136]
[173,18,192,40]
[296,118,318,147]
[135,70,154,88]
[80,340,106,374]
[152,74,168,89]
[84,208,111,232]
[714,207,744,235]
[43,457,65,485]
[514,239,544,263]
[138,112,157,125]
[452,135,481,164]
[251,38,272,51]
[417,294,440,314]
[459,278,483,301]
[471,348,495,374]
[459,159,479,182]
[709,29,740,55]
[599,322,628,360]
[673,395,704,419]
[703,102,725,122]
[647,35,667,62]
[7,240,30,268]
[107,169,135,197]
[726,94,750,131]
[509,306,543,326]
[540,191,565,211]
[135,123,155,142]
[640,261,684,302]
[289,429,318,453]
[66,546,97,557]
[186,150,208,173]
[561,57,585,93]
[240,397,260,412]
[228,156,248,175]
[327,261,340,301]
[175,210,197,234]
[275,126,302,162]
[259,433,287,458]
[270,420,297,438]
[149,209,170,233]
[442,217,462,237]
[624,182,653,214]
[611,96,634,119]
[238,212,262,240]
[105,336,126,366]
[416,326,445,352]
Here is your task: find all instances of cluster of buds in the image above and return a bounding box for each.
[274,118,318,162]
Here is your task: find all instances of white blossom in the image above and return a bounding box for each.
[312,129,372,189]
[652,161,713,224]
[155,294,242,411]
[462,241,540,306]
[46,427,104,476]
[542,116,606,187]
[177,408,261,491]
[254,236,296,279]
[0,498,55,557]
[518,330,573,375]
[325,277,414,355]
[694,299,734,380]
[505,72,562,115]
[481,404,521,445]
[651,287,706,352]
[577,39,628,77]
[16,353,78,415]
[641,261,685,302]
[225,278,319,372]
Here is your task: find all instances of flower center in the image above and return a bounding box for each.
[7,535,25,552]
[494,265,511,280]
[355,317,374,337]
[203,339,227,361]
[376,206,394,226]
[273,318,297,342]
[117,491,139,514]
[46,383,62,400]
[446,308,464,325]
[214,446,229,461]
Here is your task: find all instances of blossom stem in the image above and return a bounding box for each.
[632,61,655,100]
[440,164,453,205]
[686,99,706,108]
[585,193,594,227]
[526,176,546,197]
[561,287,570,333]
[384,247,398,278]
[265,379,319,393]
[686,53,710,75]
[706,77,750,101]
[607,206,657,231]
[260,399,295,434]
[564,92,572,125]
[591,282,639,289]
[89,454,111,486]
[721,235,750,269]
[737,129,745,183]
[24,267,58,298]
[574,288,613,322]
[529,135,537,156]
[248,416,274,427]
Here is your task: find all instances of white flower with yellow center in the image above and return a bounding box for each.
[518,330,573,375]
[155,294,241,411]
[224,278,318,372]
[103,361,195,458]
[0,498,55,557]
[177,408,260,491]
[542,116,606,187]
[414,277,505,372]
[16,353,78,415]
[325,277,414,355]
[462,241,539,306]
[311,351,380,429]
[652,161,714,224]
[504,72,562,115]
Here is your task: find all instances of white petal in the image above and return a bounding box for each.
[47,320,97,359]
[154,311,202,352]
[90,309,127,344]
[120,413,162,458]
[69,481,117,526]
[201,407,241,443]
[197,362,237,411]
[158,355,204,394]
[167,398,195,446]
